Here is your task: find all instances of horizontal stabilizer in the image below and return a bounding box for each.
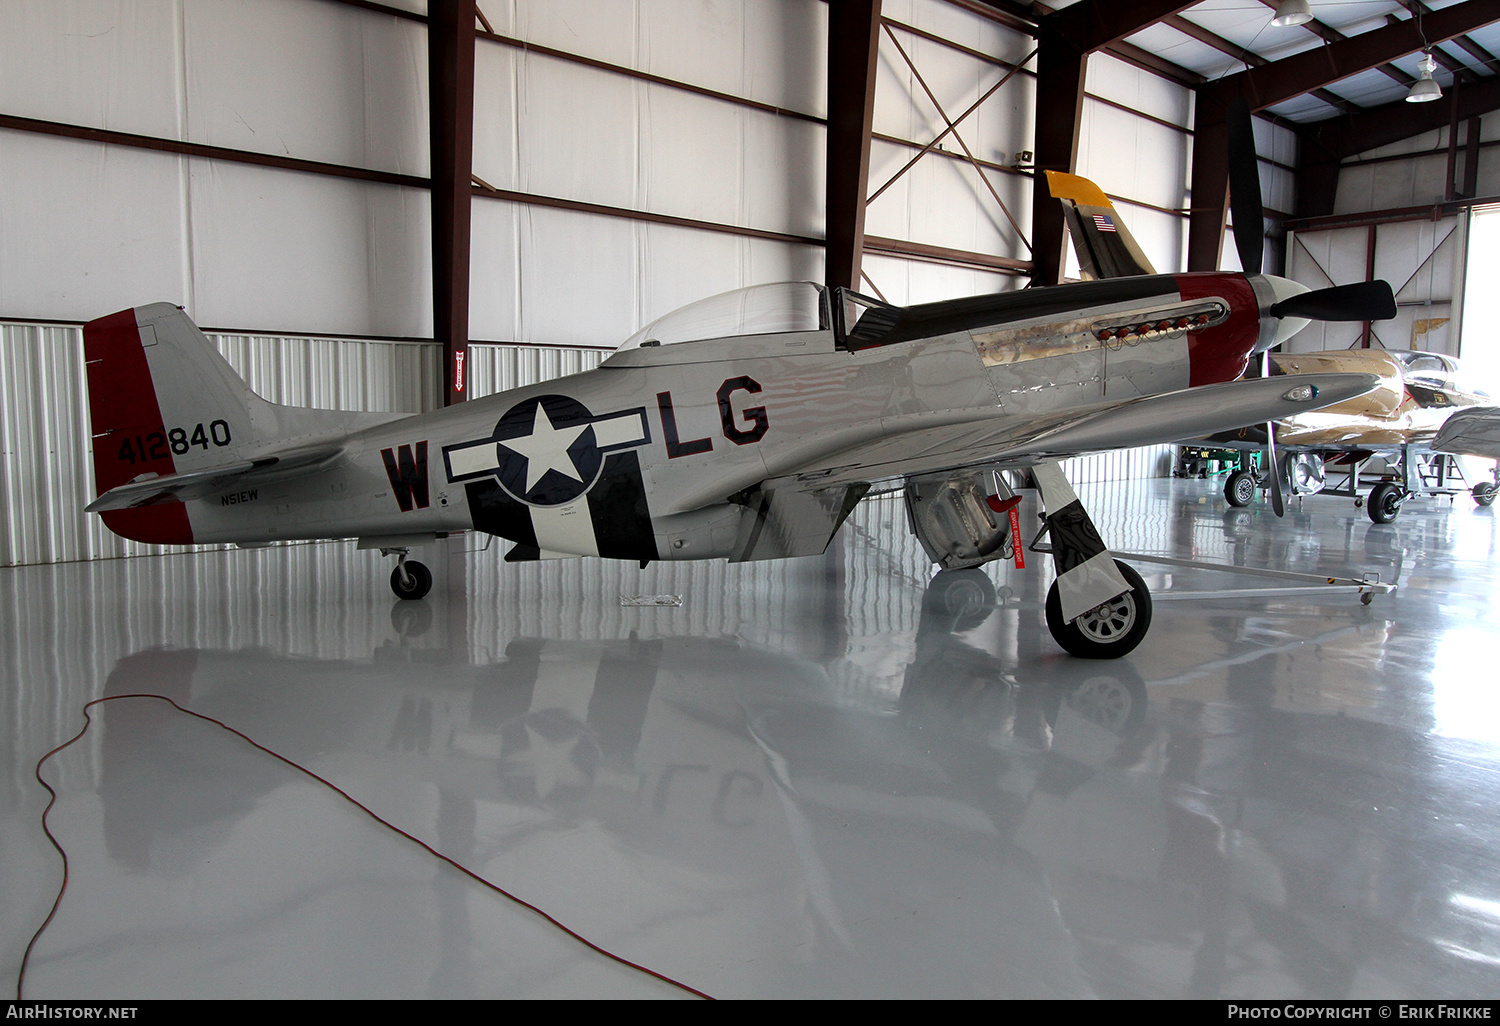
[85,444,343,512]
[1432,406,1500,460]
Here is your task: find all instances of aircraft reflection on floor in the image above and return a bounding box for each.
[74,579,1152,997]
[6,481,1500,997]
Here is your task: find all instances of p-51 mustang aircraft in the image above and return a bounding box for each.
[82,171,1390,660]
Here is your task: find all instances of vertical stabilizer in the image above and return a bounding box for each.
[82,304,277,543]
[1045,171,1157,281]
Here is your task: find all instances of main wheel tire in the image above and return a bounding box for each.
[1045,560,1153,660]
[1225,469,1258,507]
[1368,481,1405,524]
[390,560,433,600]
[924,569,997,631]
[1474,481,1498,507]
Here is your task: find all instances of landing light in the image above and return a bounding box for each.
[1283,383,1320,402]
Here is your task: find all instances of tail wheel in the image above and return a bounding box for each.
[390,560,433,600]
[1368,481,1405,524]
[1225,469,1258,507]
[1045,560,1152,660]
[1474,481,1498,508]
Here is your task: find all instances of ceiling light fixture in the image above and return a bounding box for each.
[1407,51,1442,102]
[1271,0,1313,28]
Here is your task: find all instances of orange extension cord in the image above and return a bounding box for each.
[20,693,713,1000]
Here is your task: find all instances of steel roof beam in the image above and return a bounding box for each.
[430,0,476,406]
[1211,0,1500,114]
[825,0,883,292]
[1163,13,1356,113]
[1038,0,1200,56]
[1189,0,1500,270]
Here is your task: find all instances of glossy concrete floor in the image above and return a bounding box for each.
[3,478,1499,1000]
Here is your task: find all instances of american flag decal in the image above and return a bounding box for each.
[1093,213,1117,233]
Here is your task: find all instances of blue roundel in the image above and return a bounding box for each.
[491,395,602,506]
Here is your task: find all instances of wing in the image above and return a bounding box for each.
[775,372,1380,489]
[1431,406,1500,459]
[84,444,344,512]
[706,371,1380,562]
[1046,171,1157,280]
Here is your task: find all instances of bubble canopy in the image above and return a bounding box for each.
[617,282,830,350]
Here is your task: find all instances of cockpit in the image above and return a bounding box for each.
[1394,350,1490,399]
[613,276,1200,357]
[615,281,912,353]
[616,282,832,351]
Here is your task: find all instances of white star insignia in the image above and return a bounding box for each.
[498,404,591,493]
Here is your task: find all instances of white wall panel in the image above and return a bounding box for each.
[0,0,429,176]
[212,334,440,414]
[0,134,191,320]
[469,200,524,343]
[880,0,1035,71]
[0,324,104,566]
[504,0,827,117]
[743,112,824,238]
[1085,52,1192,129]
[514,57,638,210]
[1335,118,1500,215]
[510,0,640,72]
[182,0,429,176]
[1255,118,1298,219]
[516,206,639,346]
[743,232,824,294]
[187,163,432,338]
[469,200,822,347]
[864,141,1031,264]
[1078,105,1191,215]
[858,254,1012,308]
[641,85,745,226]
[475,41,824,241]
[0,0,184,140]
[740,0,826,117]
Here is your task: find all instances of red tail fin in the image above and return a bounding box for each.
[83,309,193,544]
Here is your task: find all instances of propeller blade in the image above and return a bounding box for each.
[1227,96,1264,277]
[1266,421,1285,517]
[1259,353,1284,517]
[1269,280,1398,322]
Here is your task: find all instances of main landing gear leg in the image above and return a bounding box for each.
[384,547,433,601]
[1032,462,1152,659]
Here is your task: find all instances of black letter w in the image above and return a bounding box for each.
[381,441,430,511]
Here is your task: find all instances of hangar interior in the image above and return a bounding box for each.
[3,0,1500,1000]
